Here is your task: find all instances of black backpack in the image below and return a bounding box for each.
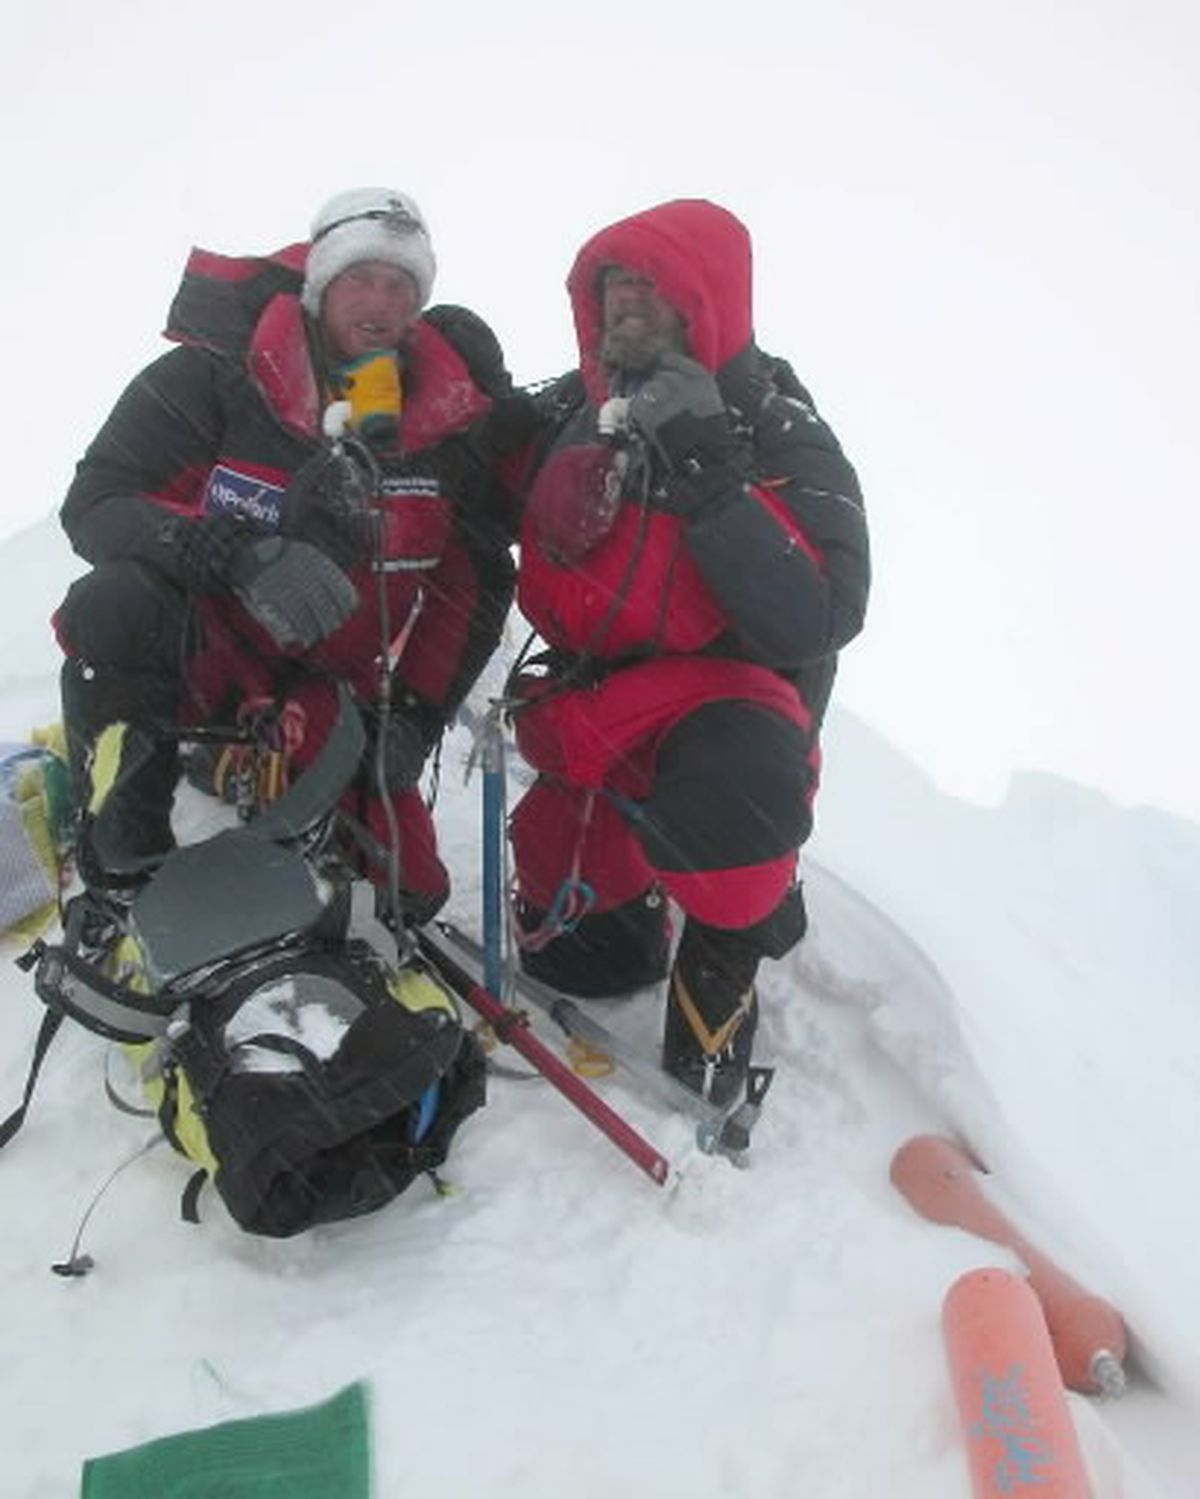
[3,688,486,1239]
[139,935,486,1237]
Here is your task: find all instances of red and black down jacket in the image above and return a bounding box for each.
[61,241,516,725]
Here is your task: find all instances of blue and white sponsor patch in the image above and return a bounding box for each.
[202,465,286,529]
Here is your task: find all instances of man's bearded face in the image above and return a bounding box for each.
[599,268,687,372]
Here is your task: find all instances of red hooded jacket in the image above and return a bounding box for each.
[513,200,869,788]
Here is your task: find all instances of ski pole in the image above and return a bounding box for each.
[455,701,509,997]
[479,705,505,997]
[415,928,672,1187]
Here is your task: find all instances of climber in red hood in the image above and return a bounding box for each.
[509,198,871,1106]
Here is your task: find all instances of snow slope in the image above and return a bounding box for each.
[2,516,1197,1496]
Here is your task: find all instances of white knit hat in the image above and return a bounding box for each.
[301,187,436,315]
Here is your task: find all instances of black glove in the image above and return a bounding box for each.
[361,696,442,791]
[164,511,259,591]
[626,353,743,516]
[279,447,377,572]
[487,393,541,454]
[227,536,358,651]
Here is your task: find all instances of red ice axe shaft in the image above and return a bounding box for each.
[891,1134,1126,1395]
[416,930,672,1187]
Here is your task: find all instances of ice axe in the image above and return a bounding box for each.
[434,920,772,1166]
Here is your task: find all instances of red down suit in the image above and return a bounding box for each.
[510,200,870,992]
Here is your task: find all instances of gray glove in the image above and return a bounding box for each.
[627,354,727,453]
[227,536,358,651]
[625,353,743,515]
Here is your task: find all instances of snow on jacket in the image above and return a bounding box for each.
[61,242,515,726]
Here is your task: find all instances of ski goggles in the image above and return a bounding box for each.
[312,205,424,245]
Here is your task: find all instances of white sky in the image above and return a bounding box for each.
[2,0,1197,819]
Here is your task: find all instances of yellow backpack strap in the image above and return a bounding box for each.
[88,723,129,815]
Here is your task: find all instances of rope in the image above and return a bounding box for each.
[510,789,598,952]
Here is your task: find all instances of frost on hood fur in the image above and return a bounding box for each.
[566,199,755,403]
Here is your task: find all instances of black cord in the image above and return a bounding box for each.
[342,430,409,950]
[51,1135,166,1278]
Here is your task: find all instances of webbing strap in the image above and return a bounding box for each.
[0,1007,64,1149]
[670,971,753,1057]
[103,1063,157,1120]
[34,941,176,1043]
[180,1168,208,1224]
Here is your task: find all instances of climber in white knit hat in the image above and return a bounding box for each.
[54,187,521,931]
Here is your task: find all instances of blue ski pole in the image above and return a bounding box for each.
[479,704,505,996]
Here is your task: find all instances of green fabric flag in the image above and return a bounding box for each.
[80,1381,371,1499]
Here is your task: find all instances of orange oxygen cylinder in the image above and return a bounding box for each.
[891,1135,1126,1395]
[943,1268,1094,1498]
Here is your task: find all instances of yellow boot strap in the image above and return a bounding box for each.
[671,973,752,1057]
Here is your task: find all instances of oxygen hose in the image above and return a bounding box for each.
[321,403,409,949]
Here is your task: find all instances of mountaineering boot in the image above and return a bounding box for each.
[81,729,177,884]
[662,919,760,1108]
[73,723,179,888]
[61,658,180,889]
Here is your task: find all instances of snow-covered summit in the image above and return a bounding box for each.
[1,518,1196,1496]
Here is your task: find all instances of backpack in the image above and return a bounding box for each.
[112,926,486,1237]
[0,735,71,938]
[3,688,487,1239]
